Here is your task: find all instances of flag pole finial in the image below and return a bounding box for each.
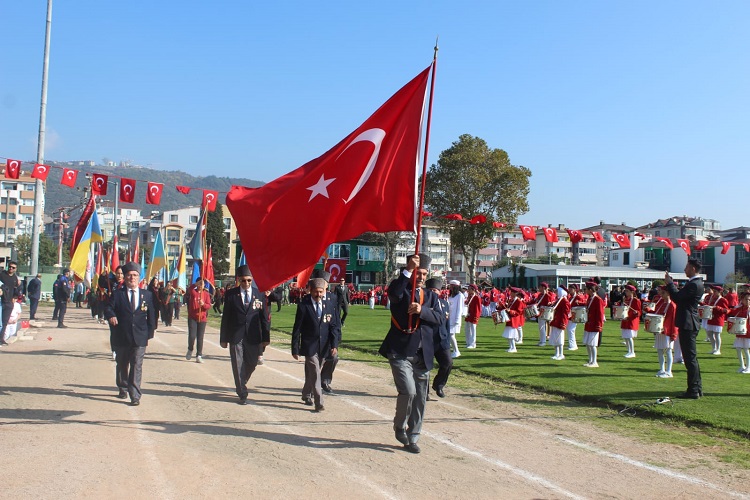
[434,36,439,60]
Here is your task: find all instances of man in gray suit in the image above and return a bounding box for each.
[665,258,704,399]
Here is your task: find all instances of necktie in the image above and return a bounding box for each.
[130,289,136,311]
[244,291,250,305]
[315,301,322,319]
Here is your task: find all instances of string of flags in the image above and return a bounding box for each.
[2,157,222,211]
[423,211,748,256]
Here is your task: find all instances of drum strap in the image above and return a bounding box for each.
[391,289,425,333]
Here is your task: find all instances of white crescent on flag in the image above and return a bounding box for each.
[340,128,386,204]
[328,263,341,281]
[124,185,133,195]
[66,171,75,179]
[96,178,105,188]
[150,185,160,195]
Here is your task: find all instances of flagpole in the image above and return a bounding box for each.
[408,40,439,332]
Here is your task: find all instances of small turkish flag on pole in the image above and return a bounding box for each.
[721,242,731,255]
[5,159,21,179]
[91,173,108,196]
[613,233,631,248]
[120,178,136,203]
[519,225,536,241]
[656,237,674,249]
[694,240,710,251]
[469,215,486,225]
[176,185,191,195]
[590,231,605,242]
[61,168,78,187]
[202,190,219,211]
[677,239,691,255]
[566,229,583,244]
[146,182,164,205]
[31,163,51,180]
[543,227,558,243]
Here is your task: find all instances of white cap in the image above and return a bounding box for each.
[449,280,461,286]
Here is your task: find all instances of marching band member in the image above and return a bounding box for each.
[549,286,570,360]
[727,292,750,374]
[705,285,729,355]
[583,281,605,367]
[464,284,481,349]
[502,288,526,353]
[535,282,555,347]
[566,284,585,351]
[447,280,465,358]
[652,286,677,378]
[620,284,641,359]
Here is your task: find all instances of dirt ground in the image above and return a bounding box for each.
[2,307,749,499]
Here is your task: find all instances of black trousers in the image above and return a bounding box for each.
[230,340,262,400]
[678,328,702,395]
[57,301,68,327]
[432,346,453,391]
[29,298,39,320]
[339,302,349,325]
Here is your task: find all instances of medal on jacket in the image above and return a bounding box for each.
[323,313,331,323]
[252,298,262,310]
[140,301,148,312]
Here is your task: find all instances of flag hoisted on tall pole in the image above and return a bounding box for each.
[189,207,207,285]
[227,62,434,291]
[147,229,167,280]
[70,200,103,281]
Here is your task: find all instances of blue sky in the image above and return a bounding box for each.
[3,1,749,230]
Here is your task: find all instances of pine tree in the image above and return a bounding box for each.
[206,202,230,278]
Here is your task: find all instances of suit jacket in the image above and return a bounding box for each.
[27,278,42,300]
[378,271,441,370]
[220,286,270,345]
[105,287,157,348]
[432,297,451,351]
[334,284,350,305]
[291,294,341,357]
[666,277,704,331]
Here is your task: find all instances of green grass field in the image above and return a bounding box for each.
[249,303,750,438]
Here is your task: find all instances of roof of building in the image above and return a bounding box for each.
[581,222,636,232]
[491,263,695,280]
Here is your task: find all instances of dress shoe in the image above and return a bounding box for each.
[322,383,333,394]
[394,429,409,446]
[303,397,313,406]
[677,391,701,399]
[117,390,128,399]
[196,356,203,363]
[426,393,434,401]
[129,400,140,406]
[57,325,68,329]
[238,398,248,405]
[404,443,421,454]
[314,405,325,412]
[185,350,193,360]
[436,388,445,398]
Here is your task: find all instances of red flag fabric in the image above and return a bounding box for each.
[61,168,78,188]
[202,190,219,212]
[5,159,21,179]
[590,231,605,242]
[91,173,108,195]
[655,237,674,249]
[420,210,432,217]
[70,195,96,258]
[176,185,191,195]
[744,244,750,254]
[694,240,710,251]
[613,233,631,248]
[324,258,348,282]
[470,215,487,225]
[95,243,104,276]
[519,225,536,241]
[444,214,463,221]
[296,265,314,290]
[543,227,558,243]
[120,178,136,203]
[131,237,140,263]
[111,235,120,271]
[204,246,215,287]
[677,239,691,255]
[721,242,731,255]
[492,222,506,228]
[146,182,164,205]
[226,66,431,291]
[566,229,583,244]
[31,163,51,180]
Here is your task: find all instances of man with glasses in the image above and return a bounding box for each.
[105,262,157,406]
[220,265,270,405]
[0,261,20,343]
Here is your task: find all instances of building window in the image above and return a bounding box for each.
[189,216,198,224]
[357,245,385,261]
[169,214,178,223]
[223,218,231,230]
[327,243,350,259]
[623,252,630,265]
[645,250,654,261]
[612,253,619,261]
[1,183,18,191]
[362,272,372,282]
[167,245,180,257]
[166,229,181,242]
[7,228,15,235]
[186,230,195,240]
[23,199,34,206]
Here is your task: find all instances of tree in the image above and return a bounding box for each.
[15,234,61,267]
[725,271,749,288]
[206,202,230,278]
[14,234,32,266]
[424,134,531,283]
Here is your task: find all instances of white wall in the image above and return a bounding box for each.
[715,246,736,283]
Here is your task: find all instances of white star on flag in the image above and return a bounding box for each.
[307,174,336,202]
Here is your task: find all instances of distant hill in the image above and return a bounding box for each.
[43,163,265,215]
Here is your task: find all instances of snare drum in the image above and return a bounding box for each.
[612,304,629,320]
[493,310,510,325]
[644,314,664,334]
[697,305,714,320]
[728,317,748,335]
[571,306,587,323]
[525,304,539,319]
[539,306,554,322]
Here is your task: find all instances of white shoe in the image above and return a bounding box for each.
[665,372,673,377]
[506,348,517,353]
[451,352,461,359]
[536,342,546,347]
[582,362,592,367]
[568,346,578,351]
[739,367,747,373]
[742,368,750,374]
[656,372,671,378]
[517,339,523,344]
[112,351,116,361]
[624,352,636,358]
[196,355,203,363]
[587,362,599,368]
[186,350,193,361]
[712,351,721,355]
[674,359,684,364]
[257,356,264,365]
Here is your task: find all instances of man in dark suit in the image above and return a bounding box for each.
[105,262,157,406]
[334,277,350,327]
[27,274,42,321]
[220,265,270,405]
[426,278,453,399]
[292,276,341,412]
[379,254,441,454]
[56,268,72,328]
[665,258,705,399]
